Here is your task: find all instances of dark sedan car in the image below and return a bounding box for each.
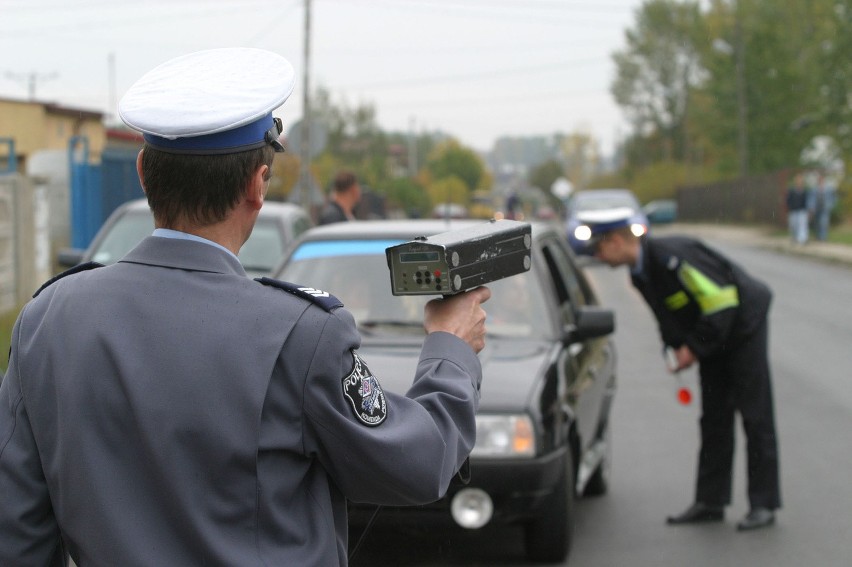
[58,198,312,277]
[274,219,617,563]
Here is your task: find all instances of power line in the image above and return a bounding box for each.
[3,70,58,100]
[335,56,605,90]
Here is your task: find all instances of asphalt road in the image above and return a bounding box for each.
[351,228,852,567]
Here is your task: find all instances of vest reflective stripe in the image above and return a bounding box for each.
[677,262,740,315]
[665,290,689,310]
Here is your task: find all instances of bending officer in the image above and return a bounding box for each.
[585,208,781,531]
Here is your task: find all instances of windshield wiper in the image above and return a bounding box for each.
[241,264,273,273]
[357,320,424,336]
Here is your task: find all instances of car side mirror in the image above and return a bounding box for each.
[57,248,85,268]
[562,306,615,345]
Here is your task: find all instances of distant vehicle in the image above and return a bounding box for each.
[643,199,678,224]
[275,219,617,563]
[564,189,648,255]
[432,202,469,219]
[58,198,312,278]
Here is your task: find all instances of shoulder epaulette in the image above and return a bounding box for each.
[33,261,105,298]
[254,277,344,312]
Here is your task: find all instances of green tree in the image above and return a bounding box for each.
[809,0,852,166]
[375,177,431,218]
[425,139,487,195]
[612,0,707,163]
[528,159,564,193]
[697,0,820,175]
[308,86,390,188]
[426,175,469,209]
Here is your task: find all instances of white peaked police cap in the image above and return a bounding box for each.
[577,207,636,238]
[119,47,296,154]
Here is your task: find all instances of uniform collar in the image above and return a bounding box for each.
[152,228,239,262]
[121,236,247,277]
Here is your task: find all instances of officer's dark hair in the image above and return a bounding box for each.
[140,144,274,227]
[606,226,638,240]
[332,170,358,194]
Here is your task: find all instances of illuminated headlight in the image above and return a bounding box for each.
[472,414,535,458]
[631,223,647,237]
[573,225,592,241]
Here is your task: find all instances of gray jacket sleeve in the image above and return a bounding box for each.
[300,308,481,506]
[0,315,65,566]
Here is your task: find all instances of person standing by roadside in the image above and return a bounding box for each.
[0,48,490,566]
[585,208,781,532]
[785,172,811,244]
[318,170,361,225]
[812,172,837,242]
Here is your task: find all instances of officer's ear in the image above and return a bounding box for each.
[245,165,269,210]
[136,149,146,194]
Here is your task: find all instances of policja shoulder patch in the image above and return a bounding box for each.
[342,351,388,426]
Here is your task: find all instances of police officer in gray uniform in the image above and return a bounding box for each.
[0,48,490,566]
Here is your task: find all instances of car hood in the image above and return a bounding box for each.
[357,336,553,412]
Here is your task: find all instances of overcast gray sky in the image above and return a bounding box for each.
[1,0,644,154]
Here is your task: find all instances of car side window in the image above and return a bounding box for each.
[540,237,588,325]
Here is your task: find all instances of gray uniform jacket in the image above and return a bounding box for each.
[0,236,482,566]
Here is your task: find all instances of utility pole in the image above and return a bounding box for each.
[108,52,117,125]
[5,71,57,101]
[408,116,417,178]
[734,4,748,177]
[299,0,313,214]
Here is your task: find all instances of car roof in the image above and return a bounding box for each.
[114,198,306,219]
[290,218,553,242]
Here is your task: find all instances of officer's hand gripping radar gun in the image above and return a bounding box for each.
[385,219,532,296]
[666,347,693,405]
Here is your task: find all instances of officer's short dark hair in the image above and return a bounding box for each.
[332,171,358,194]
[141,145,274,227]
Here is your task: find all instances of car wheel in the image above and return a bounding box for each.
[524,450,575,563]
[584,425,611,497]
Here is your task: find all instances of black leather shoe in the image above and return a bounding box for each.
[666,503,724,525]
[736,508,775,531]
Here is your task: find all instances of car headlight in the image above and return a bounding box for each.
[472,414,535,458]
[631,223,647,237]
[573,225,592,241]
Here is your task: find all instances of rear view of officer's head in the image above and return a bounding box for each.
[119,48,295,228]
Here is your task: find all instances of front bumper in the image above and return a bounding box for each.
[349,445,570,527]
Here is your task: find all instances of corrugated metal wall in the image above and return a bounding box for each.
[69,138,142,249]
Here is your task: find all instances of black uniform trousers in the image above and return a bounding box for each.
[695,317,781,510]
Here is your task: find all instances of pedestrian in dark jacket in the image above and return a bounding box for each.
[584,208,781,531]
[318,170,361,225]
[786,172,811,244]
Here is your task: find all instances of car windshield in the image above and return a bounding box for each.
[91,210,154,265]
[279,239,550,339]
[238,218,284,274]
[573,193,638,212]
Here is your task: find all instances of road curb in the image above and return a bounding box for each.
[656,223,852,268]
